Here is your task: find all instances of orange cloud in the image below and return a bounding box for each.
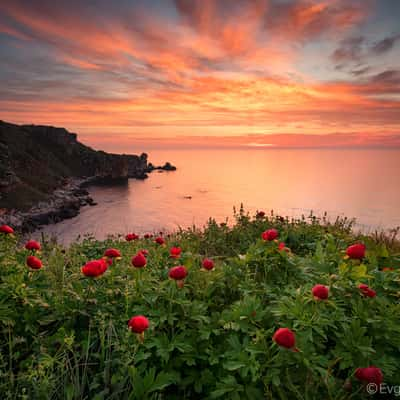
[0,0,398,150]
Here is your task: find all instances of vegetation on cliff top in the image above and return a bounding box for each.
[0,209,399,399]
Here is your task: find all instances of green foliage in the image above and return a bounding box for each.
[0,211,399,399]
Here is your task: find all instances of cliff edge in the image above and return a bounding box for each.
[0,120,175,231]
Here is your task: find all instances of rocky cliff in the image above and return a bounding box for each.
[0,121,152,211]
[0,121,175,231]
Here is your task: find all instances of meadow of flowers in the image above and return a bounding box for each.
[0,210,399,399]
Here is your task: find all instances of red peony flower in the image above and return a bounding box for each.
[355,366,383,385]
[169,247,182,259]
[346,243,366,260]
[25,240,41,251]
[132,252,147,268]
[272,328,296,349]
[26,255,43,270]
[366,289,376,297]
[104,248,121,258]
[81,259,108,277]
[262,228,279,241]
[155,236,165,245]
[256,211,265,218]
[358,283,376,298]
[169,265,188,280]
[125,233,139,241]
[312,284,329,300]
[144,233,152,239]
[278,242,291,253]
[128,315,149,334]
[0,224,14,234]
[106,258,113,266]
[202,258,215,270]
[139,249,149,257]
[169,265,188,287]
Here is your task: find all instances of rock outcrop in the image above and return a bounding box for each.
[2,178,95,232]
[147,161,177,172]
[0,120,176,232]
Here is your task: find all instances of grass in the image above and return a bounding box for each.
[0,208,399,399]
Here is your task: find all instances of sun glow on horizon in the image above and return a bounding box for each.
[246,142,276,148]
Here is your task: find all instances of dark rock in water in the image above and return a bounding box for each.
[162,162,177,171]
[146,161,177,172]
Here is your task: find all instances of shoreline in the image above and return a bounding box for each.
[0,164,177,234]
[1,177,99,233]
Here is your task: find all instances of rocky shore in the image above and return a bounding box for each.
[0,178,93,232]
[0,120,176,233]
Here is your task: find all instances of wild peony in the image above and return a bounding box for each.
[128,315,149,333]
[169,265,188,288]
[26,255,43,270]
[81,259,108,277]
[104,248,121,258]
[358,283,376,298]
[202,258,215,270]
[155,236,165,245]
[272,328,297,350]
[139,249,149,257]
[355,366,383,385]
[169,247,182,259]
[132,252,147,268]
[312,284,329,300]
[0,225,14,234]
[128,315,149,342]
[125,233,139,241]
[346,243,366,260]
[25,240,41,251]
[262,229,278,241]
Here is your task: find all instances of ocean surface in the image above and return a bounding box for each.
[38,148,400,244]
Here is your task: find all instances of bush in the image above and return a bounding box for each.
[0,211,399,399]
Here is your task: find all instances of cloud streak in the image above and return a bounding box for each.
[0,0,399,148]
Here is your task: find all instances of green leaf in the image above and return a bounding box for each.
[379,244,389,258]
[245,385,264,399]
[272,374,281,386]
[338,263,348,275]
[351,264,370,279]
[149,371,177,393]
[223,361,246,371]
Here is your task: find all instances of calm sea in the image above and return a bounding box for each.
[38,148,400,244]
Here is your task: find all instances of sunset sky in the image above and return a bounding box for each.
[0,0,399,150]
